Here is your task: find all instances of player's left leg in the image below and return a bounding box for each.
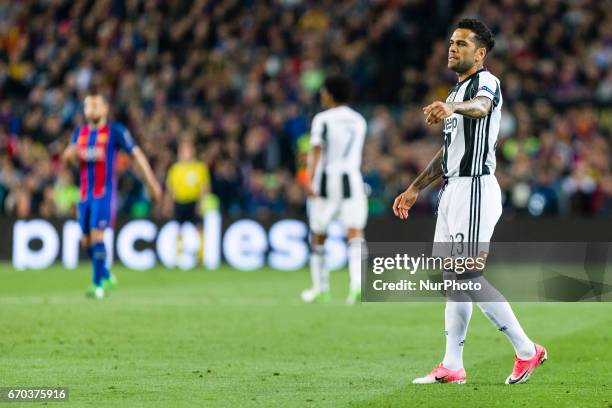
[467,176,546,383]
[468,273,547,383]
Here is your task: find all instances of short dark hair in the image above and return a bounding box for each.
[323,75,351,104]
[85,86,109,102]
[456,18,495,52]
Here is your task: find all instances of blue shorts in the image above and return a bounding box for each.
[77,196,115,234]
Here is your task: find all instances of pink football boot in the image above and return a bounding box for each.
[505,344,548,384]
[413,363,467,384]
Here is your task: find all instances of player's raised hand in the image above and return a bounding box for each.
[422,101,454,125]
[392,187,419,220]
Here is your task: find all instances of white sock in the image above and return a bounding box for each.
[310,245,328,293]
[477,301,535,360]
[442,301,473,370]
[348,237,366,291]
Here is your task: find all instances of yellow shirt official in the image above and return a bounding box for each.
[167,161,210,204]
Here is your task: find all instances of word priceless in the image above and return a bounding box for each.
[372,254,486,274]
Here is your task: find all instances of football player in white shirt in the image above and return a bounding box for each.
[393,19,547,385]
[301,76,368,305]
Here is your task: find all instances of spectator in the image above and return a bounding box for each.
[0,0,609,219]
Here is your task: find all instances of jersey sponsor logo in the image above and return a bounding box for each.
[79,146,105,162]
[443,117,458,131]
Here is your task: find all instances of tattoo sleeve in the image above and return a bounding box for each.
[410,148,444,192]
[450,96,492,118]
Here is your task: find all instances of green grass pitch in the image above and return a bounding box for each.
[0,264,610,407]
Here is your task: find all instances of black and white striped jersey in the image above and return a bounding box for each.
[310,106,367,199]
[442,69,502,178]
[310,105,367,173]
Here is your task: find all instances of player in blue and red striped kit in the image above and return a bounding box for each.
[63,92,162,299]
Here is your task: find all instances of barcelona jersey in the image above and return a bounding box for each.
[71,122,136,232]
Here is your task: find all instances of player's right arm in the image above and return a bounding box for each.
[392,148,444,220]
[132,147,163,203]
[306,114,324,197]
[306,146,321,197]
[115,124,163,203]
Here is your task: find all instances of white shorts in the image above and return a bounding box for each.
[308,194,368,234]
[433,175,502,257]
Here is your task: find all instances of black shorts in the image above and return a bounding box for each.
[174,201,200,225]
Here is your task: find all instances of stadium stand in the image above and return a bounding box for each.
[0,0,609,219]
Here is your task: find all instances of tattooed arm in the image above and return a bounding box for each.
[449,96,492,118]
[423,96,492,124]
[392,148,444,219]
[410,148,444,192]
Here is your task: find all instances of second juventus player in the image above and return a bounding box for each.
[393,19,547,385]
[302,76,368,305]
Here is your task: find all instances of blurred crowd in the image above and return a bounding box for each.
[0,0,610,221]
